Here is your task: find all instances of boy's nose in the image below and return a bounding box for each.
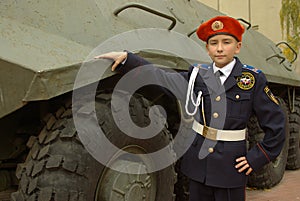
[217,44,223,52]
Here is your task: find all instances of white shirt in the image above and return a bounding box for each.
[213,58,236,85]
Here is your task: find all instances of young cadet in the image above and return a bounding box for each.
[95,16,285,201]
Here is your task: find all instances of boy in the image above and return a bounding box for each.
[95,16,285,201]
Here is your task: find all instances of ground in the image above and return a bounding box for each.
[1,169,299,201]
[247,169,300,201]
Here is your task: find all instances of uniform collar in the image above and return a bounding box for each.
[213,58,236,79]
[201,57,243,94]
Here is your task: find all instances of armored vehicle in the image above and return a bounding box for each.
[0,0,299,200]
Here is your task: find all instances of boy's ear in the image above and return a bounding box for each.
[235,42,242,54]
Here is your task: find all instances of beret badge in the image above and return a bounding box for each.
[211,20,224,31]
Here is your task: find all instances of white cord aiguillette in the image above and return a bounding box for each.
[185,66,203,116]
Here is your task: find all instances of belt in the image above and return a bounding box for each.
[192,120,246,141]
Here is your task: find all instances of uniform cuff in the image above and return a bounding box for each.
[246,143,270,172]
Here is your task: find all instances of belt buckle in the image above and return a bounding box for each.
[203,125,217,140]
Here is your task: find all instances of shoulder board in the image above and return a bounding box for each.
[193,63,210,70]
[242,64,262,73]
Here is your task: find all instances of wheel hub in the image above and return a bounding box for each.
[96,159,155,201]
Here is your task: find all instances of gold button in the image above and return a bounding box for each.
[213,112,219,118]
[236,94,240,99]
[215,96,221,101]
[208,147,214,153]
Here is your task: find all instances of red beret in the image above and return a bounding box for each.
[196,16,245,42]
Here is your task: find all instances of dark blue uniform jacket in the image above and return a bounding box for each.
[119,52,285,188]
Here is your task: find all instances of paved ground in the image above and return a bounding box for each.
[1,169,299,201]
[246,169,300,201]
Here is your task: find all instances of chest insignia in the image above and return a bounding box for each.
[236,72,255,90]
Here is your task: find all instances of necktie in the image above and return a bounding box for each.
[215,70,223,86]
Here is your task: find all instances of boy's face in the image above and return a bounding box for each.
[206,34,242,68]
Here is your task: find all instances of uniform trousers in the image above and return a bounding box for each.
[189,179,246,201]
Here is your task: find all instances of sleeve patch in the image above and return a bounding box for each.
[264,86,279,105]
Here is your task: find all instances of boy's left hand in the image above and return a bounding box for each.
[235,156,253,175]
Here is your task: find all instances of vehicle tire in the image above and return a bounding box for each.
[174,160,189,201]
[286,96,300,170]
[172,113,194,201]
[11,92,176,201]
[247,97,289,189]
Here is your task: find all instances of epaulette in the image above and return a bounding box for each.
[193,63,210,70]
[243,64,262,73]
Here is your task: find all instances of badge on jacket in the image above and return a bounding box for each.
[237,72,255,90]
